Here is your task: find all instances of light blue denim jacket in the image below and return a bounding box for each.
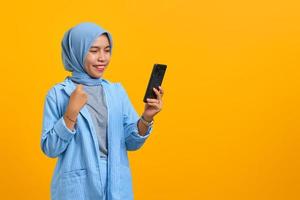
[41,77,152,200]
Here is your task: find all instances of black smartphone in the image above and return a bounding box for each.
[143,64,167,103]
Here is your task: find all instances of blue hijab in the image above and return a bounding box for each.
[61,22,113,86]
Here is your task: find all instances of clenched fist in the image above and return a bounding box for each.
[67,84,88,114]
[64,84,88,130]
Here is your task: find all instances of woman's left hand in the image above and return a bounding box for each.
[142,86,164,121]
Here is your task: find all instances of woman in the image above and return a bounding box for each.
[41,22,164,200]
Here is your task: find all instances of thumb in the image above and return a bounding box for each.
[76,84,83,91]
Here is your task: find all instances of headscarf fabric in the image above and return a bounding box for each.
[61,22,113,86]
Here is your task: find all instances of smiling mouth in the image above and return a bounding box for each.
[93,65,105,71]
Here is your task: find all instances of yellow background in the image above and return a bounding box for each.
[0,0,300,199]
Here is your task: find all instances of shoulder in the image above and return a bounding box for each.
[45,79,68,101]
[102,79,126,94]
[46,82,64,96]
[103,81,131,104]
[113,82,128,97]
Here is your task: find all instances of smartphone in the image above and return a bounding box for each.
[143,64,167,103]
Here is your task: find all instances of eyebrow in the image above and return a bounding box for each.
[90,45,111,49]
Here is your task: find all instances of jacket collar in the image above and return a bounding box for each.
[59,76,111,134]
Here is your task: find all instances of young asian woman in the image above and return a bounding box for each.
[41,22,164,200]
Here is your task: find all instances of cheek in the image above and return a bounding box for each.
[105,53,112,61]
[85,54,97,66]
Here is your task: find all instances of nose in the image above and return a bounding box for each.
[97,50,106,62]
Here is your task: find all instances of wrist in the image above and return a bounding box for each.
[66,107,79,118]
[64,114,77,123]
[142,114,153,122]
[140,115,154,127]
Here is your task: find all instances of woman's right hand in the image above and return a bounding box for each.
[64,84,88,129]
[67,84,88,114]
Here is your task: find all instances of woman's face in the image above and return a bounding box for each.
[84,34,111,79]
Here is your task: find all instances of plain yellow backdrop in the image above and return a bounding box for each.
[0,0,300,199]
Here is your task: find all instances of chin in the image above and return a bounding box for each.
[91,73,103,79]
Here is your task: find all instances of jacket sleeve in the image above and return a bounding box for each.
[41,89,76,158]
[118,83,153,151]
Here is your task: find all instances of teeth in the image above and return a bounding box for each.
[93,66,104,69]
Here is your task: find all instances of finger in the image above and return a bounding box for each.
[146,98,159,103]
[146,102,160,108]
[76,84,83,90]
[146,103,162,111]
[153,87,162,100]
[158,86,164,95]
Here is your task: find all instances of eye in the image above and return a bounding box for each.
[90,50,98,53]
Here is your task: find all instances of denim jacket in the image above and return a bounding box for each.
[41,77,152,200]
